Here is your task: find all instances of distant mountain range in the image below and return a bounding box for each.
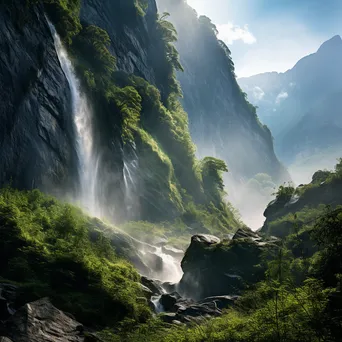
[238,35,342,170]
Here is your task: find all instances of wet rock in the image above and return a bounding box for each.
[141,277,164,295]
[161,282,177,294]
[198,295,239,310]
[4,298,84,342]
[160,293,181,312]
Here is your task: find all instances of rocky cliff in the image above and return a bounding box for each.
[0,0,78,196]
[0,0,242,232]
[156,0,289,185]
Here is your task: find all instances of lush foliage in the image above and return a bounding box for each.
[200,157,228,206]
[0,188,151,327]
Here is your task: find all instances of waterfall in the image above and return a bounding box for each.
[123,144,139,219]
[153,247,183,283]
[48,21,101,217]
[48,20,183,290]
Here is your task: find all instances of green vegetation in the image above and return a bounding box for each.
[2,188,340,340]
[95,204,342,341]
[0,188,151,327]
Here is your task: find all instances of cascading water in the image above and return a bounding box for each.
[123,144,139,219]
[48,21,101,217]
[49,19,183,294]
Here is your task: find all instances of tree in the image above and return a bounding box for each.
[200,157,228,205]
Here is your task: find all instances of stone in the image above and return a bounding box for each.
[141,277,164,295]
[192,235,221,245]
[198,296,239,310]
[179,231,274,299]
[159,293,180,312]
[4,298,84,342]
[0,337,13,342]
[160,313,177,324]
[138,283,154,300]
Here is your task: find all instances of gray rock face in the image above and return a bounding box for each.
[4,298,84,342]
[179,230,276,299]
[0,1,78,195]
[156,0,289,185]
[192,234,220,245]
[80,0,163,91]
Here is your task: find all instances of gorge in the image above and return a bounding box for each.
[0,0,341,341]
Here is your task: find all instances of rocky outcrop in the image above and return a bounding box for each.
[178,231,277,299]
[0,1,78,195]
[80,0,170,99]
[158,294,238,324]
[2,298,85,342]
[261,174,342,238]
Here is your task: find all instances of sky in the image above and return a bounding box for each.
[187,0,342,77]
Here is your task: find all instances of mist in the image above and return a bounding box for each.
[288,147,342,185]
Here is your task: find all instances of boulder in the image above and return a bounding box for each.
[198,295,239,310]
[0,338,13,342]
[4,298,84,342]
[161,282,177,294]
[141,277,164,295]
[192,235,220,245]
[159,293,180,312]
[138,284,153,300]
[160,313,178,324]
[179,230,276,299]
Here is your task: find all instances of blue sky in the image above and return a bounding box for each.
[187,0,342,77]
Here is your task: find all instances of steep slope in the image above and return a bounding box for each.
[155,0,289,228]
[239,35,342,167]
[0,0,241,234]
[261,159,342,238]
[0,0,79,196]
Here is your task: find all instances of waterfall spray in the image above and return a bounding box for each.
[123,143,139,219]
[48,19,184,287]
[48,21,101,217]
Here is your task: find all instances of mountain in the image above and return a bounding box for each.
[239,35,342,170]
[0,0,244,235]
[0,0,288,230]
[156,0,288,183]
[156,0,289,227]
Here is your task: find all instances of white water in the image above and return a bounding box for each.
[153,247,183,283]
[49,22,101,217]
[49,22,183,288]
[123,144,139,218]
[151,295,165,313]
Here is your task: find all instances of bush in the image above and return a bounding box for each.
[0,188,151,327]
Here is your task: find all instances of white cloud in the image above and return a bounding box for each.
[276,91,289,104]
[252,86,265,100]
[217,23,257,45]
